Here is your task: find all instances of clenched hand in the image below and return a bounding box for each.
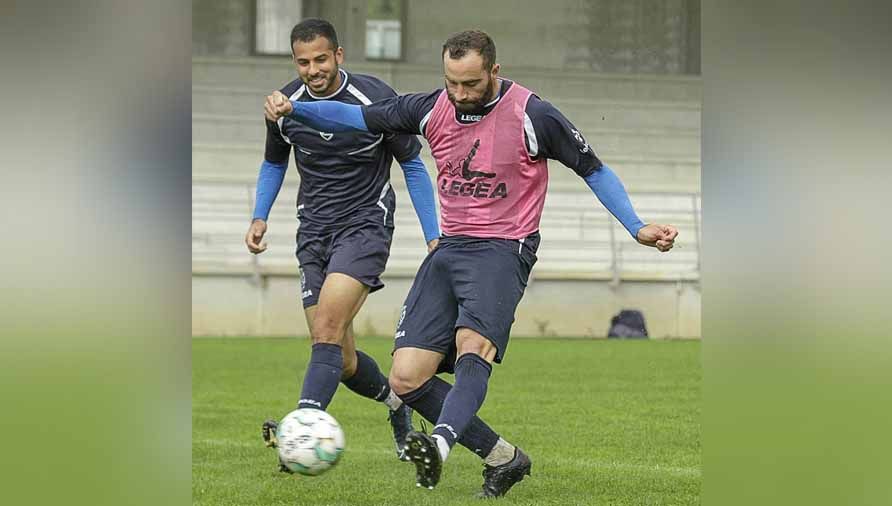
[264,91,293,122]
[636,224,678,252]
[245,219,268,254]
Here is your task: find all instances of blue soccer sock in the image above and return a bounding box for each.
[399,375,500,459]
[431,353,493,460]
[341,350,402,410]
[298,343,343,410]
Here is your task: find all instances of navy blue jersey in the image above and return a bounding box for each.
[362,79,602,178]
[265,69,422,228]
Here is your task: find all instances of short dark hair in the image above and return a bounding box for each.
[442,30,496,70]
[290,18,339,52]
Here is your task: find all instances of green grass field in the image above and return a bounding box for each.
[193,337,700,505]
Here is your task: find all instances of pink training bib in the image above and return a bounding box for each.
[425,82,548,239]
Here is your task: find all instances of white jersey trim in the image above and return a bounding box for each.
[376,182,391,224]
[277,85,306,145]
[346,83,373,105]
[419,109,433,137]
[346,134,384,155]
[523,112,538,158]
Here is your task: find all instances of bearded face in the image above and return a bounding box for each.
[443,50,500,113]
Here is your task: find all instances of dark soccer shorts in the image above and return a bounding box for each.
[295,219,394,308]
[392,233,540,373]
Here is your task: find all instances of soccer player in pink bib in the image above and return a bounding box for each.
[264,30,678,497]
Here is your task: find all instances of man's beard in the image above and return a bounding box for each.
[448,76,495,113]
[306,69,337,94]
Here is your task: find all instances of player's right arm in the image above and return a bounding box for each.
[246,118,291,255]
[264,90,436,137]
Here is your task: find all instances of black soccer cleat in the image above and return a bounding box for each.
[261,419,279,448]
[404,431,442,490]
[260,419,293,474]
[388,403,414,461]
[476,448,532,499]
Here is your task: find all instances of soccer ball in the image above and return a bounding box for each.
[276,408,346,476]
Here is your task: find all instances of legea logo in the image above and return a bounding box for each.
[440,139,507,199]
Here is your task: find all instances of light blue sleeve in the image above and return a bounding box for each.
[252,159,288,221]
[288,100,368,132]
[583,164,645,239]
[398,155,440,243]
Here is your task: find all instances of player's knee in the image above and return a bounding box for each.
[455,329,497,361]
[388,367,426,396]
[310,313,345,345]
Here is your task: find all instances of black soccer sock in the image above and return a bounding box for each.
[341,349,393,403]
[297,343,343,410]
[400,375,500,458]
[432,353,492,450]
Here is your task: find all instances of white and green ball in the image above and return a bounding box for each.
[276,408,345,476]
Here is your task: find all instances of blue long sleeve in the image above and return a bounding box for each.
[584,164,645,239]
[289,100,368,132]
[399,155,440,243]
[252,159,288,221]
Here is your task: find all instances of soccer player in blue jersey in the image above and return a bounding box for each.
[245,19,440,467]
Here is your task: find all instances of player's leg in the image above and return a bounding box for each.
[390,348,509,461]
[338,320,414,460]
[297,272,368,410]
[338,321,397,404]
[317,220,416,457]
[395,339,524,491]
[428,328,497,462]
[422,236,537,494]
[260,241,327,470]
[387,247,466,487]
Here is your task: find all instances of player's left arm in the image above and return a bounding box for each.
[398,154,440,251]
[529,98,678,252]
[386,131,440,250]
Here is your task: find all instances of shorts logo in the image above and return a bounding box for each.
[440,139,507,199]
[397,305,406,329]
[319,132,334,141]
[394,330,405,340]
[299,267,312,299]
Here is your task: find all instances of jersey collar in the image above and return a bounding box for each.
[483,79,505,107]
[306,69,349,100]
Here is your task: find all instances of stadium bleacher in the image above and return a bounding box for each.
[192,57,701,283]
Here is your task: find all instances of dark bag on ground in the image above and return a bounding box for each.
[607,309,649,338]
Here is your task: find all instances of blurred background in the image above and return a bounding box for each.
[191,0,702,338]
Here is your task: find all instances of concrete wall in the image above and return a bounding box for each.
[192,272,701,338]
[404,0,697,73]
[192,0,254,57]
[192,0,701,75]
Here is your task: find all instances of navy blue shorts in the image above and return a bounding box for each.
[392,233,539,373]
[295,219,394,308]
